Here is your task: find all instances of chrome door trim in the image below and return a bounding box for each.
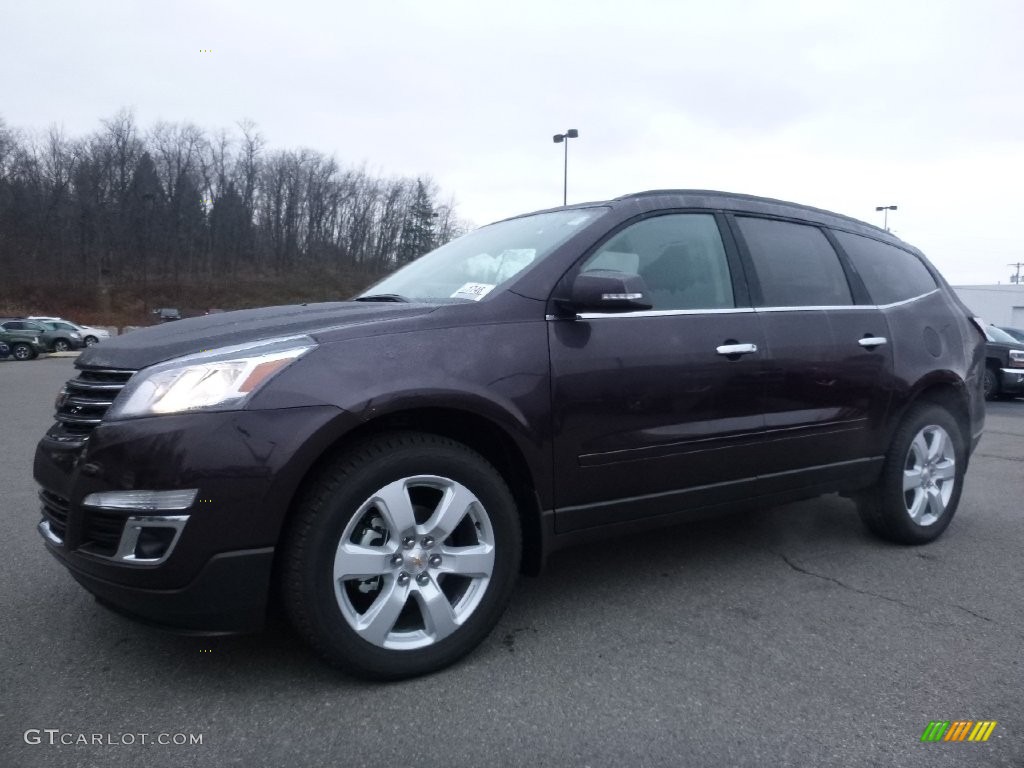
[546,288,940,321]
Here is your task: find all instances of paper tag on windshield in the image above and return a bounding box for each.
[451,282,495,301]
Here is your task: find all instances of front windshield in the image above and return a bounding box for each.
[986,326,1018,344]
[359,208,605,302]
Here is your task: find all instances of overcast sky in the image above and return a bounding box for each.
[4,0,1023,284]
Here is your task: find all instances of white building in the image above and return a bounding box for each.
[952,285,1024,328]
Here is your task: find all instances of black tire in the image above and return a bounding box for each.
[856,404,965,544]
[281,431,521,680]
[53,339,70,352]
[84,336,98,346]
[11,343,34,361]
[982,367,999,401]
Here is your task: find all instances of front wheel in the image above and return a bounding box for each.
[53,339,70,352]
[281,432,521,680]
[856,404,965,544]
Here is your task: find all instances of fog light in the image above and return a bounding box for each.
[113,515,190,564]
[83,489,198,511]
[135,527,177,559]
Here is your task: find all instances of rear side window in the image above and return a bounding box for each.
[736,217,852,307]
[581,213,735,310]
[832,231,938,305]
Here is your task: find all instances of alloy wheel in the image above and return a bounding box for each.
[332,475,495,650]
[902,424,956,526]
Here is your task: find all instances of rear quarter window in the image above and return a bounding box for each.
[832,231,937,305]
[735,217,852,307]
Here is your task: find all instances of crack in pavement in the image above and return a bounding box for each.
[775,551,1024,640]
[777,552,920,611]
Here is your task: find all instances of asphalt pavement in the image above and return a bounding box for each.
[1,357,1022,768]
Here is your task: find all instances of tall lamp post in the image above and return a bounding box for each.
[552,129,579,206]
[142,191,154,317]
[875,204,897,232]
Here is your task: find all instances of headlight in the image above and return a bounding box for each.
[108,335,317,419]
[1010,350,1024,368]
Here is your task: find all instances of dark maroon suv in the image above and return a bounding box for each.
[34,190,986,679]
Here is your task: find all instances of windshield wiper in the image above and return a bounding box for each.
[354,294,410,303]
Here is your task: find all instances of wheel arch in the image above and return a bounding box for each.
[893,374,972,455]
[271,405,547,585]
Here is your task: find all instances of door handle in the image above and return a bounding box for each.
[716,343,758,356]
[858,336,888,348]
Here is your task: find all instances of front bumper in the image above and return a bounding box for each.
[34,404,352,632]
[44,532,275,632]
[999,368,1024,395]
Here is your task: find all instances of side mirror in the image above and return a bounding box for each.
[570,270,653,312]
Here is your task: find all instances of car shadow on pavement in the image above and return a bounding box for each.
[55,494,881,689]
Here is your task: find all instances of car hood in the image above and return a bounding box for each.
[78,302,440,370]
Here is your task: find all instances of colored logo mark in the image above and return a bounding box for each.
[921,721,997,742]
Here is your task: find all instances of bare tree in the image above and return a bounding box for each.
[0,111,461,310]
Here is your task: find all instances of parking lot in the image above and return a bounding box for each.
[1,356,1022,768]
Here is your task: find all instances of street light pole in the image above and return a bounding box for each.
[875,204,898,232]
[552,129,579,206]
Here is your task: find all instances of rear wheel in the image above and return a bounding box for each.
[11,343,34,361]
[84,336,99,346]
[856,404,964,544]
[53,339,70,352]
[281,431,521,680]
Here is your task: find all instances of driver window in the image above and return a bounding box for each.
[580,214,734,310]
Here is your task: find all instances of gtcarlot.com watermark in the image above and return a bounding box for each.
[24,729,203,746]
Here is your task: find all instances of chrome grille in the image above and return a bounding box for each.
[53,368,134,439]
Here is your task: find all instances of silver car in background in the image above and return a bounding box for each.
[29,317,111,346]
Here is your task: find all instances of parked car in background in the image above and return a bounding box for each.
[996,326,1024,343]
[0,319,84,353]
[982,325,1024,399]
[36,189,985,680]
[29,317,111,346]
[0,324,47,360]
[153,308,181,322]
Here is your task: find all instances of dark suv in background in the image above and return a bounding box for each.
[34,190,985,680]
[981,325,1024,399]
[0,323,47,360]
